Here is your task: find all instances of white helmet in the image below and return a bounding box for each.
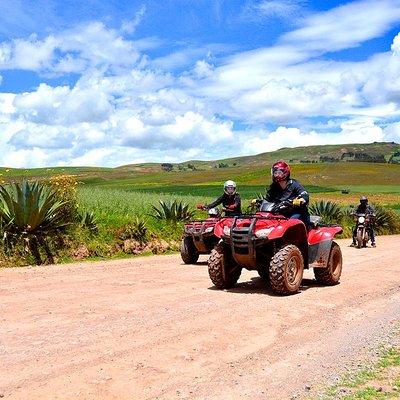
[224,180,236,195]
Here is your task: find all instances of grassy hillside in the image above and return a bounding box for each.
[1,142,400,197]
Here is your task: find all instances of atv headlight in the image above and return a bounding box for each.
[255,227,274,238]
[358,216,365,224]
[223,225,231,236]
[204,227,214,233]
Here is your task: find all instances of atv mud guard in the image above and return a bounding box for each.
[307,225,343,268]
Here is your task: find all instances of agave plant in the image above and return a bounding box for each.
[117,217,148,243]
[371,204,400,234]
[80,211,98,234]
[308,200,343,224]
[151,200,195,222]
[0,181,70,265]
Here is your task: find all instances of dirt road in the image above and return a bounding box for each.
[1,236,399,399]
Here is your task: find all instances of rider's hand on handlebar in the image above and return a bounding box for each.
[196,204,207,210]
[293,197,306,206]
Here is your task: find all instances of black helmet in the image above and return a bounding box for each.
[360,196,368,204]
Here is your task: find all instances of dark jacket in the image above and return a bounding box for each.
[207,193,241,216]
[265,179,309,216]
[354,204,375,215]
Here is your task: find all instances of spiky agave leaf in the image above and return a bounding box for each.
[0,181,72,264]
[372,204,400,234]
[151,200,195,222]
[309,200,343,224]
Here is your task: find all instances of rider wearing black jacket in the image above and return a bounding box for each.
[350,196,376,247]
[206,180,241,216]
[264,161,310,225]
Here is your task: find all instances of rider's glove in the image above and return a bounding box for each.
[293,198,306,206]
[250,199,257,205]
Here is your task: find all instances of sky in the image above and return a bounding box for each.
[0,0,400,168]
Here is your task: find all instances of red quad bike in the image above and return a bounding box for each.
[208,200,343,295]
[181,205,231,264]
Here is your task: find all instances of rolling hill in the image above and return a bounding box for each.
[1,142,400,197]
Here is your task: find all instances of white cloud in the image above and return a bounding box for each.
[281,0,400,52]
[0,22,140,73]
[242,118,384,155]
[244,0,306,19]
[122,5,146,34]
[13,83,114,125]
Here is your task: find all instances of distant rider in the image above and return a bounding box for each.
[264,160,310,226]
[205,180,241,216]
[350,196,376,247]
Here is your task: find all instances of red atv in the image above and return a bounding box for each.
[208,200,343,295]
[180,205,226,264]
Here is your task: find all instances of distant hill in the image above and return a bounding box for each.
[117,142,400,172]
[1,142,400,195]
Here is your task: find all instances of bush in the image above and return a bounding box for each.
[116,217,149,243]
[372,204,400,234]
[79,211,98,234]
[151,200,195,222]
[309,200,343,224]
[0,181,71,265]
[47,175,79,222]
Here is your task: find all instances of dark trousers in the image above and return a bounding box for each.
[290,213,311,226]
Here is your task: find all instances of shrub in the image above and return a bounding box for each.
[372,204,400,234]
[309,200,343,224]
[117,217,149,243]
[151,200,195,222]
[0,181,71,265]
[47,175,79,221]
[79,211,98,234]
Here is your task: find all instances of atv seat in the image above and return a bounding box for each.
[309,215,322,228]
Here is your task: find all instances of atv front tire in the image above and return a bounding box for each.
[180,236,199,264]
[314,241,342,285]
[269,244,304,295]
[208,244,241,289]
[356,228,363,248]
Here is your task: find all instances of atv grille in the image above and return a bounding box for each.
[231,227,250,247]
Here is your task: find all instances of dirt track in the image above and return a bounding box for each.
[1,236,400,399]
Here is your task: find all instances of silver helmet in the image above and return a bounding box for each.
[223,180,236,195]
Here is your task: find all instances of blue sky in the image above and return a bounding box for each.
[0,0,400,167]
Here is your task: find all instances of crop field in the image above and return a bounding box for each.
[1,152,400,266]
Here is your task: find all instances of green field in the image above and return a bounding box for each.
[1,143,400,265]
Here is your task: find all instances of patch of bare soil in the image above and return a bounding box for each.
[1,236,399,399]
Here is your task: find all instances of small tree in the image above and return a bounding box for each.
[161,163,173,172]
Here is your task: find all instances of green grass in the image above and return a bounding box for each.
[319,346,400,400]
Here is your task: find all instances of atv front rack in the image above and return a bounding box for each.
[228,214,286,267]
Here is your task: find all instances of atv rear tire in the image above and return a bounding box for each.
[269,244,304,295]
[314,241,342,285]
[180,236,199,264]
[208,244,241,289]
